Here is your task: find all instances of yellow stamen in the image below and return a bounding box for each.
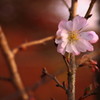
[68,31,79,42]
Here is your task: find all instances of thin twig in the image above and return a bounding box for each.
[42,68,68,93]
[63,56,70,72]
[62,0,70,10]
[0,27,29,100]
[0,77,12,81]
[79,92,97,100]
[13,36,55,55]
[85,0,96,19]
[0,67,66,100]
[69,0,78,20]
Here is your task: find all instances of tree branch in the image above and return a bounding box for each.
[13,36,55,55]
[63,56,71,72]
[62,0,70,10]
[69,0,78,20]
[85,0,96,19]
[67,54,77,100]
[79,92,97,100]
[0,77,12,81]
[0,27,29,100]
[66,0,78,99]
[41,68,68,93]
[0,67,67,100]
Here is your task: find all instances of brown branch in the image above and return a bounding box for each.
[0,67,66,100]
[67,54,77,100]
[13,36,55,55]
[50,98,56,100]
[69,0,78,20]
[62,0,70,10]
[66,0,78,99]
[42,68,68,93]
[63,55,71,72]
[85,0,96,19]
[79,92,97,100]
[0,77,12,81]
[0,27,29,100]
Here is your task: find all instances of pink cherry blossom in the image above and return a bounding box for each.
[55,16,99,55]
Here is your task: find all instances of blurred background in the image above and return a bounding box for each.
[0,0,100,100]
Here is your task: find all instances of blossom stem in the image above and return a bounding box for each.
[67,0,78,99]
[63,56,70,72]
[69,0,78,20]
[67,68,76,100]
[67,54,77,100]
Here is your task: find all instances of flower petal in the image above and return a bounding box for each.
[58,20,67,30]
[71,43,80,55]
[75,41,87,52]
[55,29,68,44]
[58,20,73,31]
[65,43,80,55]
[76,39,94,52]
[80,31,99,43]
[56,29,68,37]
[73,16,87,31]
[57,43,67,55]
[55,39,62,44]
[66,20,73,31]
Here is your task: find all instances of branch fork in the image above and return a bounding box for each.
[41,68,68,93]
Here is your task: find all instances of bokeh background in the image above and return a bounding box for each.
[0,0,100,100]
